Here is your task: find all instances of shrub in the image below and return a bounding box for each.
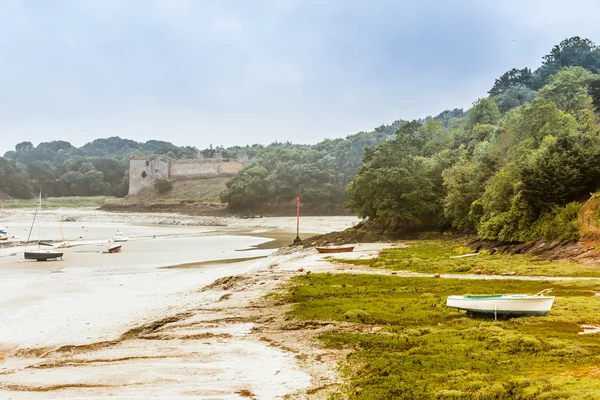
[538,202,581,241]
[154,178,173,194]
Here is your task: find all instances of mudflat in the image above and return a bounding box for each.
[0,210,360,398]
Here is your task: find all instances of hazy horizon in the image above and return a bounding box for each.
[2,0,600,154]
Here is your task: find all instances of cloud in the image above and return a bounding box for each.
[1,0,600,154]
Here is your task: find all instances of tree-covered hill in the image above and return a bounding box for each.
[348,36,600,242]
[0,137,199,198]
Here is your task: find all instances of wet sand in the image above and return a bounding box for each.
[0,211,361,399]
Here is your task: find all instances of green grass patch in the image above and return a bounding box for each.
[337,240,600,277]
[281,273,600,399]
[0,196,114,209]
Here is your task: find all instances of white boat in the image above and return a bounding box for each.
[0,228,8,241]
[446,289,554,319]
[113,230,128,242]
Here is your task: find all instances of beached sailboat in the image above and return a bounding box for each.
[446,289,554,319]
[24,193,63,261]
[113,230,129,242]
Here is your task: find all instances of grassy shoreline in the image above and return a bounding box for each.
[0,196,113,209]
[277,241,600,399]
[335,240,600,278]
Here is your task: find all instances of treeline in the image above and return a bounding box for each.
[220,120,407,212]
[348,37,600,242]
[0,137,199,198]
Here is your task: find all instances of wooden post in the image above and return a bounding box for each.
[293,196,301,244]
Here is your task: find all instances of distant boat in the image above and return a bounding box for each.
[316,245,355,253]
[24,192,64,262]
[113,230,128,242]
[108,244,122,253]
[0,227,8,241]
[446,289,555,319]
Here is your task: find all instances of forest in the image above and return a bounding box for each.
[225,36,600,241]
[346,37,600,242]
[0,138,199,198]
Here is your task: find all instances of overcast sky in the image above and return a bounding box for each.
[1,0,600,154]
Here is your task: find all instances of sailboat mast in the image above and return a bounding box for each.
[37,191,42,247]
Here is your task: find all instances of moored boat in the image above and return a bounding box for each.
[24,250,64,261]
[24,192,66,262]
[446,289,554,319]
[113,230,128,242]
[316,245,355,253]
[0,228,8,240]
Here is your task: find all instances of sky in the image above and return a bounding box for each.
[1,0,600,154]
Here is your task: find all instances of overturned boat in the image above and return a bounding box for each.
[108,244,122,253]
[446,289,554,319]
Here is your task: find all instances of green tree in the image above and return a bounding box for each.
[464,98,500,131]
[489,68,533,95]
[494,84,537,113]
[0,157,33,198]
[532,36,600,89]
[221,165,271,209]
[538,66,594,113]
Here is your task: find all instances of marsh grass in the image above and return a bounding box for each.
[0,196,113,209]
[336,240,600,277]
[281,273,600,399]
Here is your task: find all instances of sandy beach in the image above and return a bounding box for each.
[0,210,361,399]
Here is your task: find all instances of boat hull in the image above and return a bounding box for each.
[24,251,64,261]
[446,295,554,316]
[108,244,122,253]
[316,246,355,253]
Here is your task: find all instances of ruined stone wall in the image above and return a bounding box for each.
[169,159,245,179]
[128,155,249,196]
[128,158,170,196]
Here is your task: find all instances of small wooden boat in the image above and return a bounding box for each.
[447,289,554,319]
[316,245,355,253]
[24,250,64,261]
[113,230,129,242]
[108,244,122,253]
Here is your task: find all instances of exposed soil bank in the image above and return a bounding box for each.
[292,220,447,248]
[469,238,600,265]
